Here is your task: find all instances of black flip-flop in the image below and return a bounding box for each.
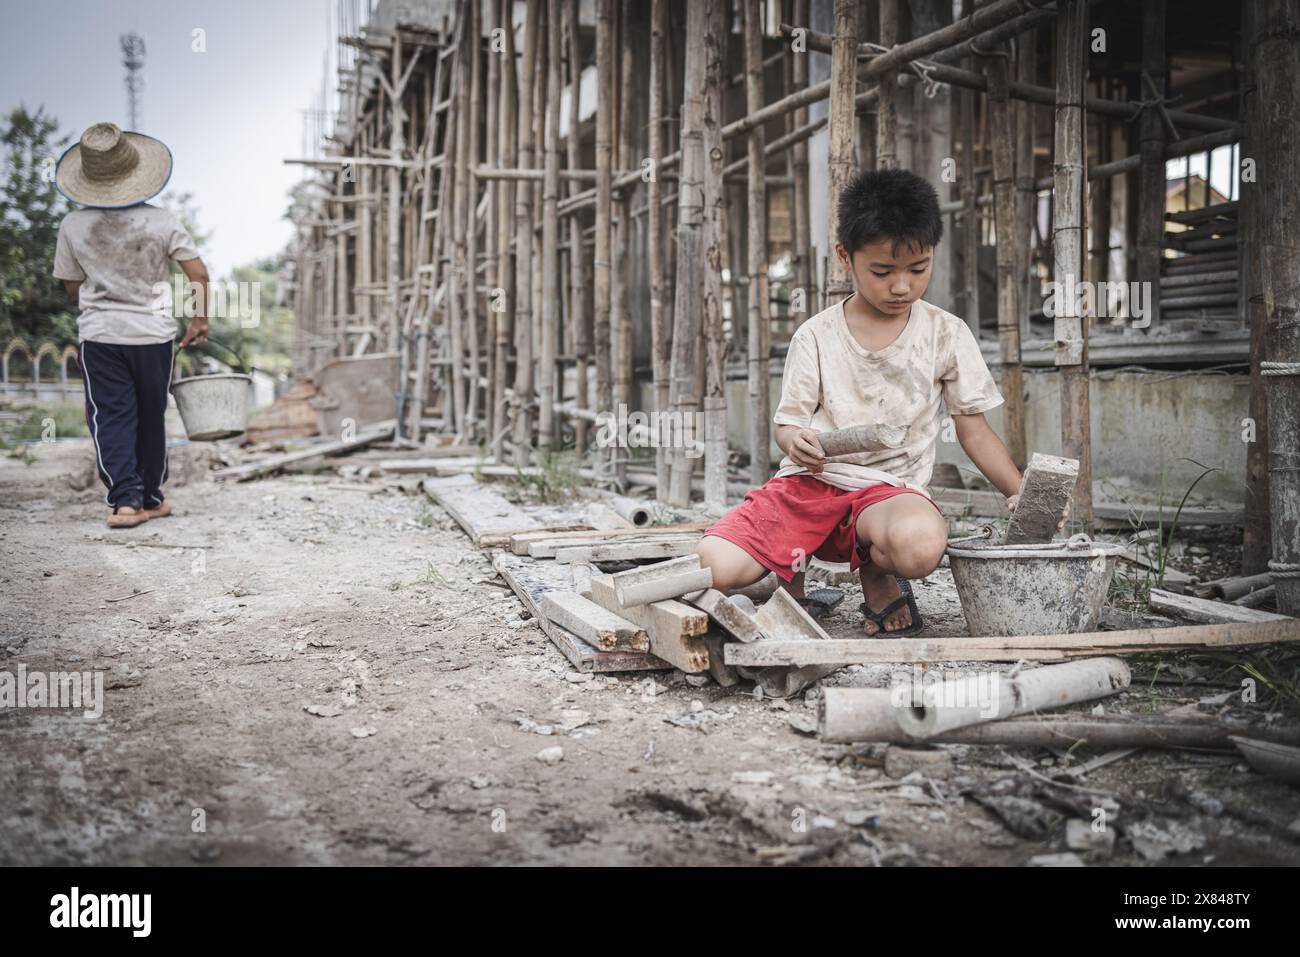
[859,576,924,638]
[796,587,845,620]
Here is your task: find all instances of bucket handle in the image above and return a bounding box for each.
[171,334,248,384]
[946,524,995,546]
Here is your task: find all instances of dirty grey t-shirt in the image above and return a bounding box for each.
[53,204,200,345]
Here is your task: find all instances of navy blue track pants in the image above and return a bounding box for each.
[79,339,173,509]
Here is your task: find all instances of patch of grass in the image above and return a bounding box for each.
[1132,647,1300,718]
[414,502,438,528]
[399,561,451,590]
[1112,459,1221,606]
[499,451,583,504]
[0,401,87,444]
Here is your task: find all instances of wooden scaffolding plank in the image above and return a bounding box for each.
[493,553,668,672]
[589,574,710,673]
[423,477,542,545]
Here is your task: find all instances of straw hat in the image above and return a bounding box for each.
[55,122,172,208]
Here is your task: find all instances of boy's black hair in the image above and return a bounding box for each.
[836,167,943,256]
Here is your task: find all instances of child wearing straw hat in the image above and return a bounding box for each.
[52,122,210,528]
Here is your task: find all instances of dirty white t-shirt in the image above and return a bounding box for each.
[772,295,1003,492]
[53,204,200,345]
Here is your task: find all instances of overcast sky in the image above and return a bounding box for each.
[1,0,333,279]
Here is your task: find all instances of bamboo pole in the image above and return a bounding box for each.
[450,19,471,432]
[876,0,898,170]
[1241,0,1268,577]
[649,0,669,494]
[700,0,728,510]
[959,0,980,332]
[386,35,405,360]
[485,2,501,443]
[539,0,561,453]
[790,0,814,326]
[612,0,637,486]
[1052,0,1092,530]
[825,0,858,300]
[512,0,540,463]
[1014,28,1036,346]
[530,2,546,447]
[465,0,483,433]
[493,0,517,463]
[1135,0,1165,331]
[744,0,771,488]
[594,0,614,478]
[986,51,1026,470]
[666,0,711,505]
[565,0,589,456]
[1252,0,1300,615]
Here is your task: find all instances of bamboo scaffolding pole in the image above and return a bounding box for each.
[666,0,711,506]
[1240,1,1268,577]
[1052,0,1092,529]
[825,0,857,301]
[493,0,517,463]
[594,0,614,479]
[1014,29,1036,346]
[790,0,814,327]
[1136,0,1166,331]
[649,0,669,494]
[700,0,728,510]
[1252,0,1300,614]
[465,0,483,433]
[986,50,1026,470]
[484,1,501,443]
[959,0,980,332]
[449,14,472,433]
[876,0,899,170]
[785,17,1237,136]
[529,3,546,449]
[565,0,590,455]
[744,0,771,488]
[512,0,540,463]
[611,0,637,487]
[539,0,562,453]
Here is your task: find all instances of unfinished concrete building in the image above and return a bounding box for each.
[283,0,1299,616]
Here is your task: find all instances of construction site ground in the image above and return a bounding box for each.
[3,437,1298,866]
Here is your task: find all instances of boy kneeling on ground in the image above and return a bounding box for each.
[697,168,1027,637]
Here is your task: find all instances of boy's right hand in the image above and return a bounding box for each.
[791,428,827,474]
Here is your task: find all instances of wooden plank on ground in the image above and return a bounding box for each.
[510,523,710,556]
[723,619,1300,666]
[492,553,669,672]
[930,487,1244,527]
[424,478,541,546]
[539,591,649,652]
[682,588,763,642]
[1148,588,1290,625]
[211,423,395,481]
[610,556,712,606]
[589,574,710,672]
[552,536,702,563]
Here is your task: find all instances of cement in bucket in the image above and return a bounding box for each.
[171,372,251,441]
[946,536,1125,636]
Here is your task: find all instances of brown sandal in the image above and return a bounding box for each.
[107,506,149,529]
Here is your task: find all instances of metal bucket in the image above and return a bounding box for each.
[946,534,1126,636]
[171,372,251,441]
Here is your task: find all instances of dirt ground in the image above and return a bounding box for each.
[2,437,1298,866]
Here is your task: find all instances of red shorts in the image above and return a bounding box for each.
[704,474,942,582]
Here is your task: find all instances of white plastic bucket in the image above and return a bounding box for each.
[946,535,1126,636]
